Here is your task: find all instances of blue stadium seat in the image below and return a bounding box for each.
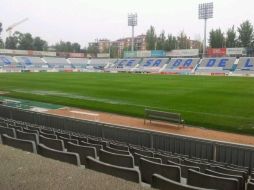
[163,58,200,74]
[137,58,169,72]
[234,57,254,75]
[196,57,236,75]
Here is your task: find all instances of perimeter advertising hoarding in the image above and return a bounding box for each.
[151,50,166,57]
[166,49,199,57]
[124,51,137,58]
[207,48,226,57]
[0,49,56,57]
[97,53,110,58]
[0,49,28,55]
[14,50,29,55]
[56,52,69,57]
[0,49,12,54]
[136,51,151,58]
[69,53,85,58]
[56,52,85,58]
[87,53,97,58]
[226,48,246,56]
[32,51,56,57]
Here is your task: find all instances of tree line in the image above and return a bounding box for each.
[0,23,3,48]
[209,20,254,48]
[0,19,253,55]
[145,26,194,51]
[4,31,48,51]
[0,24,84,53]
[3,32,84,53]
[145,20,254,51]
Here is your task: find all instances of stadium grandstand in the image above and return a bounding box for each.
[162,58,200,75]
[1,48,254,78]
[135,58,169,73]
[1,52,254,76]
[0,55,22,72]
[88,59,117,71]
[42,57,72,71]
[15,56,49,71]
[234,57,254,76]
[68,58,88,71]
[195,57,236,76]
[108,58,141,72]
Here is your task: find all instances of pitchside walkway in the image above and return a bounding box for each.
[0,96,62,110]
[46,107,254,146]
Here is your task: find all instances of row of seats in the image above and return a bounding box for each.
[0,56,117,71]
[1,117,254,190]
[1,55,254,75]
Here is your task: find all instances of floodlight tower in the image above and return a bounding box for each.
[128,13,137,52]
[198,2,213,57]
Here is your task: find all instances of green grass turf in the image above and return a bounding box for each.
[0,72,254,135]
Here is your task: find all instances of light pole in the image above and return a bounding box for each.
[128,13,137,52]
[199,2,213,57]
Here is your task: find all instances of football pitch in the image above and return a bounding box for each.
[0,72,253,135]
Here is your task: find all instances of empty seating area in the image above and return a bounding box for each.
[88,59,117,71]
[68,58,88,64]
[162,58,200,74]
[15,56,48,71]
[43,57,72,70]
[1,117,254,189]
[137,58,169,73]
[196,57,236,75]
[1,54,254,76]
[68,58,88,71]
[234,57,254,76]
[0,55,22,71]
[110,59,141,72]
[0,55,17,66]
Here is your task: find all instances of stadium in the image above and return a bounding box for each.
[1,0,254,190]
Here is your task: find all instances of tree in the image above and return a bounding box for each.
[121,46,131,57]
[0,39,3,48]
[33,37,48,51]
[145,26,157,50]
[16,32,34,50]
[54,41,67,52]
[54,41,64,52]
[238,20,254,48]
[226,26,237,48]
[109,45,119,58]
[0,22,2,35]
[72,43,81,53]
[156,31,166,50]
[5,36,18,49]
[0,22,3,48]
[209,29,225,48]
[87,43,99,54]
[177,31,190,49]
[5,31,49,51]
[164,34,177,51]
[54,41,81,52]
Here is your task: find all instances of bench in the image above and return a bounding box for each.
[144,109,184,128]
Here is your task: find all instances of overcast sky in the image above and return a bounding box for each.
[1,0,253,47]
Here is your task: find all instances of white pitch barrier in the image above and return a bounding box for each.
[70,110,99,121]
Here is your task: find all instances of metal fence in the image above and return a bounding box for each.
[0,105,254,168]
